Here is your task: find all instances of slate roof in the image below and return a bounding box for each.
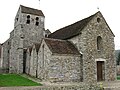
[20,5,45,17]
[44,38,80,55]
[48,12,98,39]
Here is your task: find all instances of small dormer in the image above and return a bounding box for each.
[14,5,45,28]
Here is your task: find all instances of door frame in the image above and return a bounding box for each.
[95,58,106,81]
[97,61,104,81]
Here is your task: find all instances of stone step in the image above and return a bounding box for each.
[103,81,120,90]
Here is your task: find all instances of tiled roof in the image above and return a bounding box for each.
[44,38,80,55]
[20,5,45,17]
[48,12,98,39]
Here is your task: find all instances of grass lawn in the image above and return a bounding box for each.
[117,76,120,80]
[0,74,42,87]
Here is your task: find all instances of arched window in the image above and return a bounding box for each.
[36,17,39,20]
[26,15,30,24]
[97,36,102,51]
[27,15,30,18]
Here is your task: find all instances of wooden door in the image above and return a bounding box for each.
[97,61,104,81]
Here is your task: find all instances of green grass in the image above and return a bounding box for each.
[0,74,42,87]
[117,76,120,80]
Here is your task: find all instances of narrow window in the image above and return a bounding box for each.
[26,15,30,24]
[42,45,44,67]
[36,17,39,20]
[97,36,102,51]
[35,22,39,26]
[16,18,18,21]
[26,20,30,24]
[80,54,83,82]
[35,17,39,26]
[27,15,30,18]
[45,34,48,37]
[21,25,23,28]
[8,50,9,53]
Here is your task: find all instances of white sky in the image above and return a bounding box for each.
[0,0,120,50]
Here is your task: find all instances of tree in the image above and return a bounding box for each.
[117,52,120,65]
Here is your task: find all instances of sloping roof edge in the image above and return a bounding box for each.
[97,11,115,37]
[48,12,97,39]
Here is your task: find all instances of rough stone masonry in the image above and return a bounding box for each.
[0,5,116,83]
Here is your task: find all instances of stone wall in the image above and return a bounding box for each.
[0,68,9,74]
[9,36,19,73]
[8,6,45,73]
[37,40,82,82]
[15,11,45,48]
[38,40,52,80]
[1,39,11,71]
[0,45,2,68]
[29,47,34,76]
[86,13,116,81]
[69,12,116,83]
[29,45,38,77]
[26,48,31,74]
[48,55,81,82]
[117,65,120,75]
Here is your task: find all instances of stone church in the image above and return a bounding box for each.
[0,5,116,83]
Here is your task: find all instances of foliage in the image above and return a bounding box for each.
[117,76,120,80]
[117,52,120,65]
[0,74,42,87]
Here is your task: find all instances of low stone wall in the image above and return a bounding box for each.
[0,68,9,74]
[117,65,120,75]
[0,84,102,90]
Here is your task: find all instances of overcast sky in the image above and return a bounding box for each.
[0,0,120,50]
